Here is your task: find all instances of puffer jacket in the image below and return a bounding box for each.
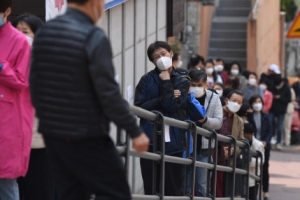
[30,8,141,139]
[134,68,190,155]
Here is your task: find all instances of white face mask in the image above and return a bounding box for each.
[248,78,257,86]
[214,65,224,72]
[216,89,223,97]
[26,35,33,46]
[156,57,172,71]
[206,68,214,75]
[177,60,183,68]
[190,87,205,98]
[253,103,263,111]
[227,100,241,113]
[259,84,267,91]
[231,69,239,76]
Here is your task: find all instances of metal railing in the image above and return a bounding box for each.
[116,105,263,200]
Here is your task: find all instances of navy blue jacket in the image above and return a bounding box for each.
[134,68,190,155]
[248,112,273,144]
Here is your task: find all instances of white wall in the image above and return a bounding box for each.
[97,0,167,194]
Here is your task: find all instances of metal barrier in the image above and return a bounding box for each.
[116,105,263,200]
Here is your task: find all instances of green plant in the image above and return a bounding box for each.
[281,0,298,23]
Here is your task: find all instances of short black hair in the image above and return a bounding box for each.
[147,41,172,62]
[236,103,250,118]
[248,72,258,79]
[12,13,43,34]
[242,70,251,79]
[215,58,224,64]
[67,0,89,4]
[188,54,205,69]
[259,79,270,89]
[227,90,244,100]
[244,122,254,134]
[249,95,264,107]
[0,0,12,12]
[230,62,242,73]
[205,59,214,66]
[189,69,207,83]
[227,77,240,90]
[172,53,179,62]
[214,82,225,90]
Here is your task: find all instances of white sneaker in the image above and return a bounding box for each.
[271,137,277,145]
[276,143,282,150]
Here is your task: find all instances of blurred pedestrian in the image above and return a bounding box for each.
[185,69,223,197]
[135,41,190,196]
[213,82,225,106]
[283,88,296,146]
[236,103,252,122]
[205,59,223,88]
[258,79,273,114]
[214,58,228,85]
[260,64,281,90]
[291,74,300,106]
[248,95,273,200]
[228,62,247,94]
[269,76,291,150]
[188,54,205,70]
[243,72,263,101]
[30,0,149,199]
[243,123,265,200]
[173,53,188,76]
[12,13,55,200]
[0,1,34,199]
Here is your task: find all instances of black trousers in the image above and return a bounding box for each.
[140,146,183,196]
[263,144,271,193]
[249,185,258,200]
[44,136,131,200]
[18,149,55,200]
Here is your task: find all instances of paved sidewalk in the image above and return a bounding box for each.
[269,145,300,200]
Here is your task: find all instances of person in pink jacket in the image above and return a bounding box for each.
[0,1,34,199]
[259,79,273,114]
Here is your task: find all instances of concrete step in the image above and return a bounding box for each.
[219,0,251,8]
[211,21,247,30]
[208,48,246,58]
[215,8,251,17]
[209,39,246,49]
[210,30,247,39]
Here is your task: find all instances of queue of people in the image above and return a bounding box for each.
[1,0,299,199]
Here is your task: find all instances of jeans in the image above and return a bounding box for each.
[269,113,285,144]
[186,149,210,197]
[0,178,19,200]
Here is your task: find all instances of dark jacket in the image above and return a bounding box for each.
[134,68,190,155]
[30,8,141,139]
[270,82,291,114]
[248,112,273,144]
[292,81,300,105]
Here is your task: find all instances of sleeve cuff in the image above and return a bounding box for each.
[127,125,143,139]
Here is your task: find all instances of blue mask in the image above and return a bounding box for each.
[0,14,5,27]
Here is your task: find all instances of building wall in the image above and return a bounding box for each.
[247,0,281,77]
[99,0,167,194]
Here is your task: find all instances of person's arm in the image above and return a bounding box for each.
[134,75,161,111]
[160,77,190,112]
[186,92,206,121]
[203,95,223,130]
[264,114,273,144]
[85,29,142,139]
[0,40,31,90]
[264,91,273,114]
[276,86,291,104]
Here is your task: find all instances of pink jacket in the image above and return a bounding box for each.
[263,89,273,114]
[0,22,34,178]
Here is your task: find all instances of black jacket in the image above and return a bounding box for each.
[292,82,300,105]
[248,112,273,144]
[270,82,291,114]
[30,8,141,139]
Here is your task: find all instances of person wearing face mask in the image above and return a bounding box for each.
[259,79,273,114]
[213,82,225,106]
[243,122,265,200]
[236,103,252,122]
[135,41,190,196]
[242,72,263,101]
[215,58,229,85]
[229,62,247,95]
[0,1,34,199]
[188,54,205,70]
[30,0,150,199]
[184,69,223,197]
[215,90,244,197]
[205,59,223,88]
[12,14,55,200]
[269,76,291,150]
[248,95,273,200]
[173,53,189,76]
[259,64,281,91]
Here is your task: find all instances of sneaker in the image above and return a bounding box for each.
[276,143,282,150]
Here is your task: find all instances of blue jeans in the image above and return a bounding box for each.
[186,149,210,197]
[0,178,19,200]
[269,113,285,144]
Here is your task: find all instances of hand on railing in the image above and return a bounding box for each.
[132,133,150,152]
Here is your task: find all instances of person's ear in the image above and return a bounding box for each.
[4,7,11,18]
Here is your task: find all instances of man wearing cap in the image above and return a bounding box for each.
[259,64,281,91]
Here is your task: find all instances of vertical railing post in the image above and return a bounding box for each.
[242,141,250,200]
[150,112,159,195]
[209,131,218,200]
[226,136,237,200]
[257,151,263,200]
